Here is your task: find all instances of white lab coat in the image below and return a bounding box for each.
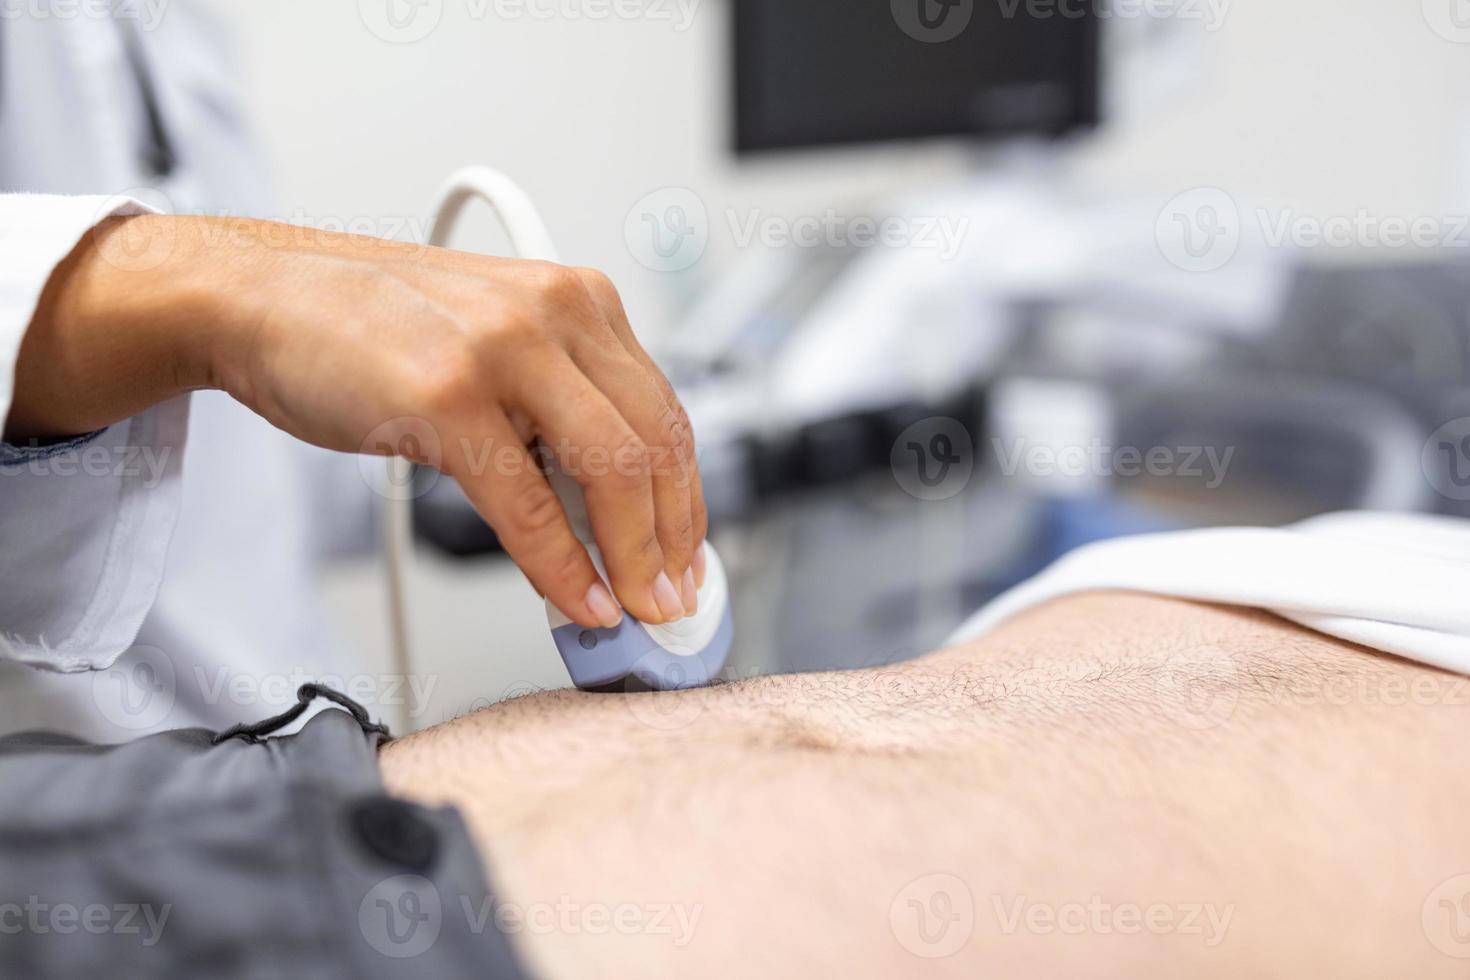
[0,3,375,740]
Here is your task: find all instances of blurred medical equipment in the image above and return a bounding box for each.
[403,8,1470,681]
[409,164,1470,678]
[659,197,1470,672]
[384,168,734,693]
[732,0,1099,152]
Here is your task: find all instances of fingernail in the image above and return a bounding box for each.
[692,542,707,589]
[584,581,623,629]
[680,566,698,616]
[652,571,684,622]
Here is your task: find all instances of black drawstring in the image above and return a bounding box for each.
[212,684,392,745]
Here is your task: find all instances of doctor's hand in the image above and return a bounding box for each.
[8,214,708,630]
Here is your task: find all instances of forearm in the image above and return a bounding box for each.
[381,594,1470,979]
[6,214,266,441]
[6,212,476,442]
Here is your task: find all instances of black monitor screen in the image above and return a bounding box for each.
[734,0,1100,153]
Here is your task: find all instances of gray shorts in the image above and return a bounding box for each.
[0,685,526,979]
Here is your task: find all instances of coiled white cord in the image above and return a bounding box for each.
[382,167,564,688]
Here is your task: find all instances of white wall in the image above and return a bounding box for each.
[1075,0,1470,227]
[207,0,1470,316]
[203,0,970,340]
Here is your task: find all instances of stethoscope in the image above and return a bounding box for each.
[0,12,177,179]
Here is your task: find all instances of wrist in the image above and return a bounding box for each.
[82,213,253,394]
[8,213,285,442]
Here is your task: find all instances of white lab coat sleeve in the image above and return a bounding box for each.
[0,193,189,673]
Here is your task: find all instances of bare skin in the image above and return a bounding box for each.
[382,592,1470,978]
[8,214,708,628]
